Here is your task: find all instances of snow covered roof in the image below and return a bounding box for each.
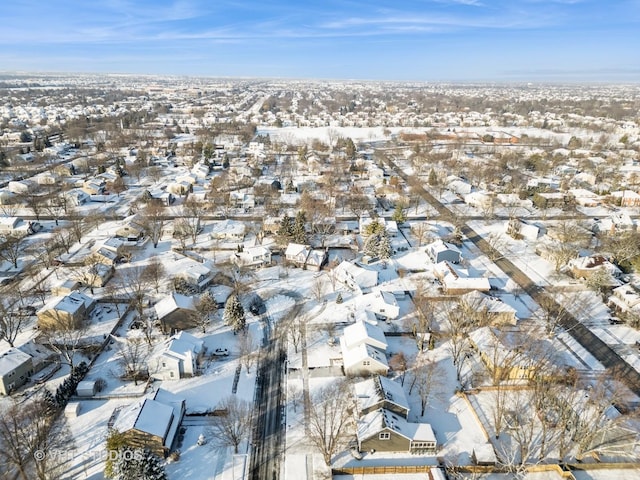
[343,320,388,351]
[39,291,94,316]
[354,375,409,415]
[461,291,518,316]
[154,293,197,320]
[357,408,435,444]
[341,341,388,371]
[0,348,32,376]
[117,398,173,440]
[165,331,204,357]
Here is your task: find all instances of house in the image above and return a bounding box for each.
[358,290,400,320]
[112,388,185,457]
[468,327,556,382]
[285,243,311,268]
[569,255,622,284]
[177,262,214,292]
[608,283,640,315]
[459,291,518,326]
[210,219,246,241]
[610,190,640,207]
[81,178,105,195]
[151,331,205,381]
[305,248,328,272]
[115,220,145,242]
[433,261,491,295]
[356,408,436,454]
[8,180,37,194]
[154,293,198,333]
[506,218,540,242]
[533,192,566,209]
[340,321,389,377]
[234,245,272,268]
[568,188,602,207]
[354,375,410,418]
[334,260,378,292]
[37,291,96,330]
[463,191,494,210]
[63,189,90,206]
[0,348,34,395]
[425,239,461,264]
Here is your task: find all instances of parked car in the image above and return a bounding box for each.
[213,348,229,356]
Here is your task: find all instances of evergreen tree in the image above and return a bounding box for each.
[391,204,407,224]
[110,446,167,480]
[376,233,392,259]
[336,293,343,304]
[277,215,294,241]
[345,137,357,160]
[428,168,438,186]
[292,211,307,244]
[223,294,246,333]
[364,219,385,236]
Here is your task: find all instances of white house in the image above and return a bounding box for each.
[152,331,205,381]
[334,261,378,292]
[425,239,461,264]
[234,245,272,268]
[357,290,400,320]
[210,219,246,241]
[284,243,311,268]
[340,320,389,377]
[506,218,540,242]
[433,261,491,295]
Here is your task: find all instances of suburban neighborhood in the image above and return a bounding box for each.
[0,74,639,480]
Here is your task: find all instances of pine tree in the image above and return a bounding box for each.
[110,446,167,480]
[428,168,438,186]
[376,234,392,259]
[223,294,246,333]
[336,293,343,304]
[292,211,307,244]
[391,204,406,224]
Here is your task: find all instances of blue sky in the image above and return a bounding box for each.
[1,0,639,81]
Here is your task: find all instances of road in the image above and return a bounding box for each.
[249,313,286,480]
[382,154,640,398]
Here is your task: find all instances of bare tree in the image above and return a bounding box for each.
[407,355,445,416]
[208,396,253,453]
[40,319,89,369]
[193,290,217,333]
[182,197,206,245]
[284,314,304,354]
[0,297,26,347]
[237,330,257,373]
[307,380,353,466]
[0,399,71,480]
[116,336,150,385]
[0,233,26,269]
[141,257,166,294]
[142,202,166,248]
[440,302,472,382]
[310,276,325,301]
[388,352,409,386]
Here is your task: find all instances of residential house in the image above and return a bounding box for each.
[357,290,400,320]
[229,191,256,210]
[0,348,34,395]
[151,331,205,380]
[37,291,95,330]
[0,217,42,236]
[82,263,114,288]
[433,261,491,295]
[608,284,640,315]
[356,408,436,454]
[234,245,272,268]
[81,178,105,196]
[154,293,198,333]
[568,188,602,207]
[459,291,518,326]
[92,247,119,267]
[506,218,540,242]
[354,375,410,418]
[468,327,554,381]
[63,189,90,206]
[285,243,311,268]
[8,180,37,195]
[334,260,378,292]
[569,255,622,284]
[115,216,146,242]
[305,248,328,272]
[533,192,566,209]
[447,177,472,195]
[425,239,461,264]
[177,262,214,292]
[210,219,246,241]
[340,320,389,377]
[610,190,640,207]
[463,191,494,210]
[112,388,185,458]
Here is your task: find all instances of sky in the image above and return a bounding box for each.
[1,0,639,82]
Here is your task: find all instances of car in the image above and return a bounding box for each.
[213,348,229,356]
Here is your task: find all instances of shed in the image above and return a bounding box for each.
[472,444,497,466]
[76,380,98,397]
[65,401,81,418]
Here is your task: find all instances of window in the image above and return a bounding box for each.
[363,361,370,366]
[170,371,174,378]
[162,362,166,368]
[379,432,390,440]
